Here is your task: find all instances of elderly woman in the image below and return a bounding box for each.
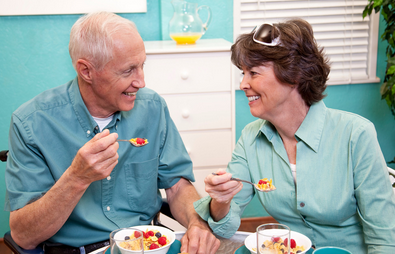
[194,19,395,253]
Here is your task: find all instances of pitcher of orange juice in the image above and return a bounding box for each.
[169,0,211,45]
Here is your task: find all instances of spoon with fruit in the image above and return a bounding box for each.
[117,138,149,147]
[212,173,276,192]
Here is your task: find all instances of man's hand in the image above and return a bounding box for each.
[9,129,119,249]
[68,129,119,187]
[180,219,220,254]
[165,178,220,254]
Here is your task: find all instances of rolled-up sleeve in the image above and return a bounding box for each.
[5,113,54,211]
[194,130,255,238]
[158,99,195,189]
[352,122,395,253]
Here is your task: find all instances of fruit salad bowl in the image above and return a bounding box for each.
[244,230,312,254]
[115,225,175,254]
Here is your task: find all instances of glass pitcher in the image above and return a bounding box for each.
[169,0,212,44]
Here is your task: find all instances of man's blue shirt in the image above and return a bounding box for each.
[5,77,194,246]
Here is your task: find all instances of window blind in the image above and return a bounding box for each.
[233,0,380,85]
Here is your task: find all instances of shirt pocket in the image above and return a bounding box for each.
[124,156,160,214]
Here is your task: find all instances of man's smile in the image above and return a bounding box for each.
[123,92,137,96]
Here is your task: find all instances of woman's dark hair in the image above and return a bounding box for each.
[231,18,330,106]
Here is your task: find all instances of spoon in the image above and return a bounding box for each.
[117,138,149,147]
[212,173,276,192]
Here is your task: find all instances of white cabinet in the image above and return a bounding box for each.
[144,39,235,199]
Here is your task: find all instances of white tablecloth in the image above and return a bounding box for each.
[175,231,251,254]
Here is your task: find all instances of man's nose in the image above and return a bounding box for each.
[132,69,145,88]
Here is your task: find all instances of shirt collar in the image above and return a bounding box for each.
[254,100,327,153]
[255,120,276,143]
[295,100,326,152]
[68,77,122,138]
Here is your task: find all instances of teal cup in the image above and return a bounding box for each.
[313,247,352,254]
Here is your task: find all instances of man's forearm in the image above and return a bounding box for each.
[166,178,221,254]
[166,178,202,227]
[10,169,88,249]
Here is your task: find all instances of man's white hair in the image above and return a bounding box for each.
[69,12,137,71]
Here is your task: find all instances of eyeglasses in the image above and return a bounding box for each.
[252,23,281,46]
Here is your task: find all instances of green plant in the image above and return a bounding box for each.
[364,1,395,165]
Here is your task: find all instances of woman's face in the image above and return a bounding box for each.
[240,62,294,120]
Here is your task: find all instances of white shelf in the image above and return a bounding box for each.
[144,39,232,54]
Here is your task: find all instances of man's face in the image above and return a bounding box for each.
[88,30,146,118]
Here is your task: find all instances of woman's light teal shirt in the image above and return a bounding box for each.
[194,101,395,254]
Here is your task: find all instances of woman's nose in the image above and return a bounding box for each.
[239,75,250,90]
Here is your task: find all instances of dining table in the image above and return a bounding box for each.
[174,231,252,254]
[94,230,252,254]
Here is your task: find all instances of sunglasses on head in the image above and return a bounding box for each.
[252,23,281,46]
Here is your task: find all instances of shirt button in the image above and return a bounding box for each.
[87,130,91,134]
[107,176,111,181]
[300,202,305,207]
[107,206,111,211]
[95,126,99,130]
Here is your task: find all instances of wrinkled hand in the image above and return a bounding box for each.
[68,129,119,186]
[180,220,220,254]
[205,169,243,204]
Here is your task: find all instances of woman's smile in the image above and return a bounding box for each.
[248,95,261,102]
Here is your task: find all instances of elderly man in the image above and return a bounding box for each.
[5,12,220,254]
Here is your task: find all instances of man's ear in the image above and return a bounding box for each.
[76,59,94,84]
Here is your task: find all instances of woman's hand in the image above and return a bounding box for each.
[205,169,243,221]
[205,169,243,203]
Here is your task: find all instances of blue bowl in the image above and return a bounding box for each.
[313,247,352,254]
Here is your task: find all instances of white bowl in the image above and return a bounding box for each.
[115,225,175,254]
[244,230,312,254]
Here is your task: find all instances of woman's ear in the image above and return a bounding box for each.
[76,59,94,84]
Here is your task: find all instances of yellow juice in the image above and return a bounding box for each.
[170,33,202,44]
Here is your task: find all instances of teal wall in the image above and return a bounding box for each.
[0,0,392,235]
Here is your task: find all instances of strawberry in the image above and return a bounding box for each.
[158,236,167,245]
[149,243,159,249]
[133,231,142,238]
[147,230,155,236]
[136,138,145,145]
[290,239,296,249]
[271,236,281,243]
[284,238,296,248]
[258,180,267,185]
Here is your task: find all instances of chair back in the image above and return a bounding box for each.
[0,150,8,162]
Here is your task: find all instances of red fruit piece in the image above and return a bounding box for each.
[271,236,281,242]
[290,239,296,249]
[143,232,149,238]
[136,138,145,145]
[158,236,167,245]
[147,230,155,236]
[284,238,296,248]
[150,243,159,249]
[133,231,142,238]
